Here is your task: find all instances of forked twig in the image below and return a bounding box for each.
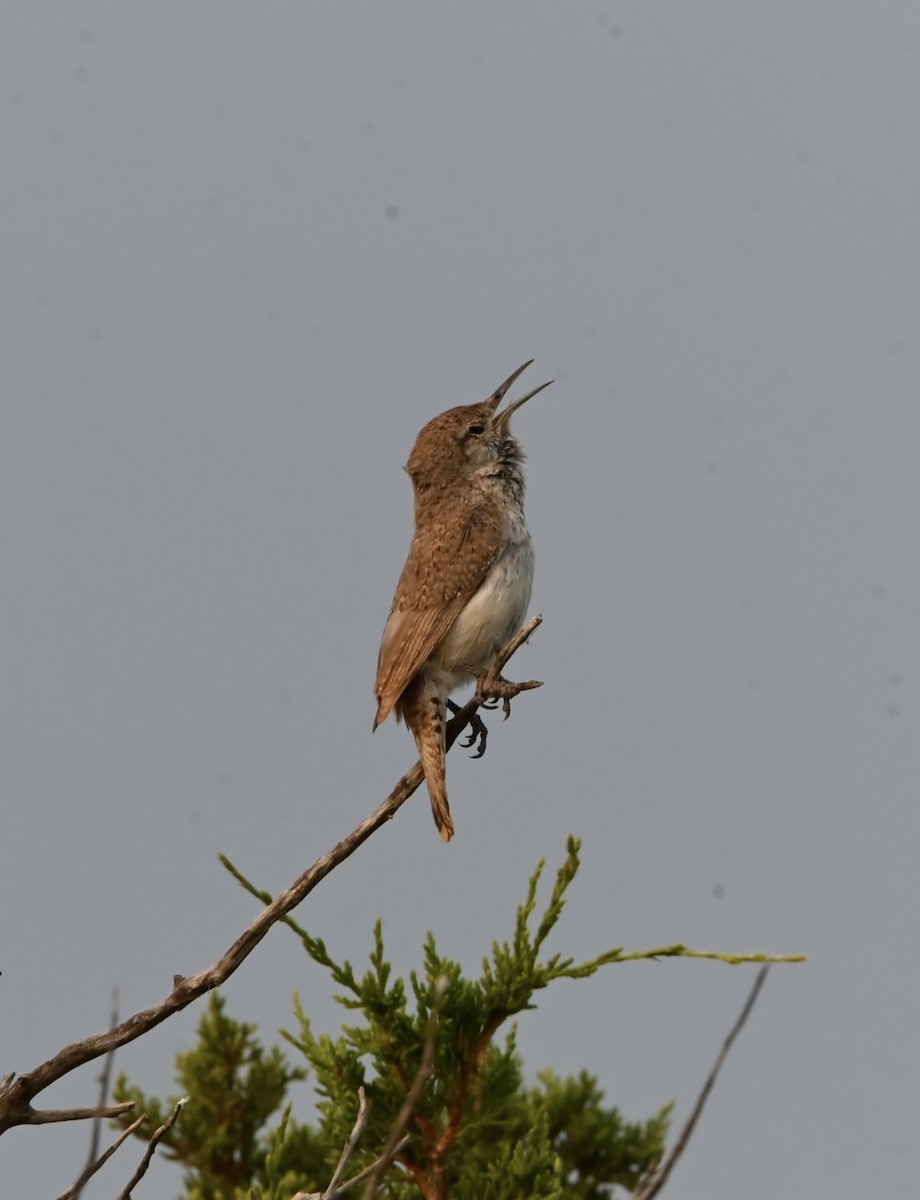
[65,988,120,1200]
[361,974,447,1200]
[321,1087,370,1197]
[56,1116,145,1200]
[291,975,448,1200]
[325,1139,409,1198]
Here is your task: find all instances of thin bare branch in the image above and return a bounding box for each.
[292,977,449,1200]
[68,987,120,1200]
[325,1087,370,1195]
[292,1086,407,1200]
[292,1138,412,1200]
[22,1102,136,1125]
[633,966,770,1200]
[362,974,448,1200]
[331,1137,410,1197]
[56,1115,145,1200]
[0,621,542,1135]
[115,1096,187,1200]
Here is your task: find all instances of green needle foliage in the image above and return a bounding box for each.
[113,996,324,1199]
[116,836,799,1199]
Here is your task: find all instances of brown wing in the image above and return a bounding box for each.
[373,495,504,727]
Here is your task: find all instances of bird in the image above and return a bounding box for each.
[373,360,550,841]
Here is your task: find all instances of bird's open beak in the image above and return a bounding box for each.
[489,361,553,429]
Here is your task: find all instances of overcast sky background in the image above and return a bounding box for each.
[3,4,918,1197]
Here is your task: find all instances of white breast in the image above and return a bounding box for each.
[430,512,534,691]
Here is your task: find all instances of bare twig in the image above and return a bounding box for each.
[0,620,542,1135]
[362,974,448,1200]
[293,1140,412,1200]
[325,1087,370,1195]
[115,1096,187,1200]
[292,1086,407,1200]
[633,966,770,1200]
[293,975,448,1200]
[326,1138,410,1197]
[56,1116,145,1200]
[22,1102,137,1125]
[66,987,120,1200]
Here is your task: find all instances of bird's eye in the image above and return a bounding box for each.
[467,423,485,437]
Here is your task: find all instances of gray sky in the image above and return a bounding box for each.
[3,4,918,1197]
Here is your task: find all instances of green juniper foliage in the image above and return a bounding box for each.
[117,837,797,1199]
[114,996,324,1200]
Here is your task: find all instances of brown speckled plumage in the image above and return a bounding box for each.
[374,361,550,841]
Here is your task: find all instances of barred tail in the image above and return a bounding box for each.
[398,675,454,842]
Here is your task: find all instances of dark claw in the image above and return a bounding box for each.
[446,701,489,759]
[464,711,489,758]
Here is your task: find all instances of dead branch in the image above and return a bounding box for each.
[633,965,770,1200]
[115,1096,187,1200]
[291,1087,375,1199]
[56,1115,145,1200]
[291,974,448,1200]
[66,988,119,1200]
[326,1138,409,1198]
[361,974,447,1200]
[323,1086,369,1197]
[0,619,542,1135]
[18,1102,136,1126]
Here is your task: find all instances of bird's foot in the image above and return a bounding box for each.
[473,664,543,720]
[446,700,490,758]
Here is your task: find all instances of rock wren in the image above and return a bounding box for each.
[373,361,550,841]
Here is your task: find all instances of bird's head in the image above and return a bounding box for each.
[405,361,552,488]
